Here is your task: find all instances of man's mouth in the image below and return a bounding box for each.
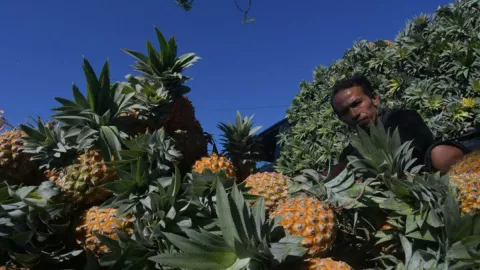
[357,118,370,126]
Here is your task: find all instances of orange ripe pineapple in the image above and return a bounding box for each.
[243,172,290,215]
[448,150,480,214]
[271,197,337,257]
[75,207,134,256]
[192,153,236,178]
[304,258,353,270]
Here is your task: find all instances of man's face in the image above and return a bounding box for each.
[332,86,380,128]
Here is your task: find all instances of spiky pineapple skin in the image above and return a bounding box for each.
[120,96,208,174]
[244,172,290,215]
[304,258,352,270]
[452,174,480,214]
[271,197,336,257]
[166,96,208,174]
[0,130,39,185]
[192,153,236,178]
[46,150,117,206]
[448,150,480,176]
[75,207,134,256]
[448,150,480,214]
[0,265,29,270]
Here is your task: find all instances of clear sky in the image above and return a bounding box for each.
[1,0,453,143]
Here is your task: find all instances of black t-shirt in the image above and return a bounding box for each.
[338,108,435,168]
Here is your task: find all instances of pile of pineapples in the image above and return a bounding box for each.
[1,27,480,270]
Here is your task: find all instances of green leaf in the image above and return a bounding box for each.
[229,184,251,246]
[183,229,231,252]
[146,41,162,74]
[163,232,214,253]
[19,124,46,142]
[122,49,149,65]
[405,215,418,234]
[36,181,60,200]
[14,186,37,200]
[149,192,165,213]
[149,252,237,270]
[102,180,136,194]
[99,126,122,161]
[93,233,119,250]
[155,27,170,66]
[447,240,474,260]
[270,236,306,263]
[251,197,265,242]
[82,57,100,111]
[166,166,181,199]
[216,181,240,248]
[380,198,413,215]
[54,97,80,108]
[8,230,35,247]
[72,84,90,109]
[400,236,412,264]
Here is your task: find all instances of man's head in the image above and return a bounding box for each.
[330,74,380,129]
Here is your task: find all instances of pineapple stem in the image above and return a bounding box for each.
[334,178,371,211]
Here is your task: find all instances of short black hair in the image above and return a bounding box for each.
[330,74,376,115]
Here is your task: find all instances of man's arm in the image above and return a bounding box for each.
[383,110,435,166]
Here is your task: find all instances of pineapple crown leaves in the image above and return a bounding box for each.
[378,176,480,269]
[122,27,199,100]
[290,165,379,210]
[440,191,480,267]
[394,198,480,270]
[347,120,423,179]
[118,128,182,177]
[18,117,86,169]
[217,111,264,163]
[123,27,199,77]
[99,159,210,239]
[51,57,138,161]
[52,58,136,127]
[0,181,75,267]
[149,181,306,270]
[122,74,173,108]
[188,167,236,198]
[100,158,182,214]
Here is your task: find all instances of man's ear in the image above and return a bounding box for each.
[372,95,380,106]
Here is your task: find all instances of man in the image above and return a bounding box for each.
[330,74,468,174]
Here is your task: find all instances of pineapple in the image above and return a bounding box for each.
[271,197,337,257]
[121,27,208,174]
[75,207,134,256]
[46,58,136,206]
[304,258,352,270]
[0,265,29,270]
[448,150,480,214]
[150,181,307,270]
[165,96,208,174]
[0,109,40,184]
[45,150,117,206]
[218,111,263,181]
[20,117,117,206]
[192,153,236,178]
[243,172,290,215]
[448,149,480,176]
[0,129,39,185]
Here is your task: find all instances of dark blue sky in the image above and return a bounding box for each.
[1,0,452,140]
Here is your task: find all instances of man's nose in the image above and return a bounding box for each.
[350,108,361,120]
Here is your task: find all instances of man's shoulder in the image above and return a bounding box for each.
[380,108,424,125]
